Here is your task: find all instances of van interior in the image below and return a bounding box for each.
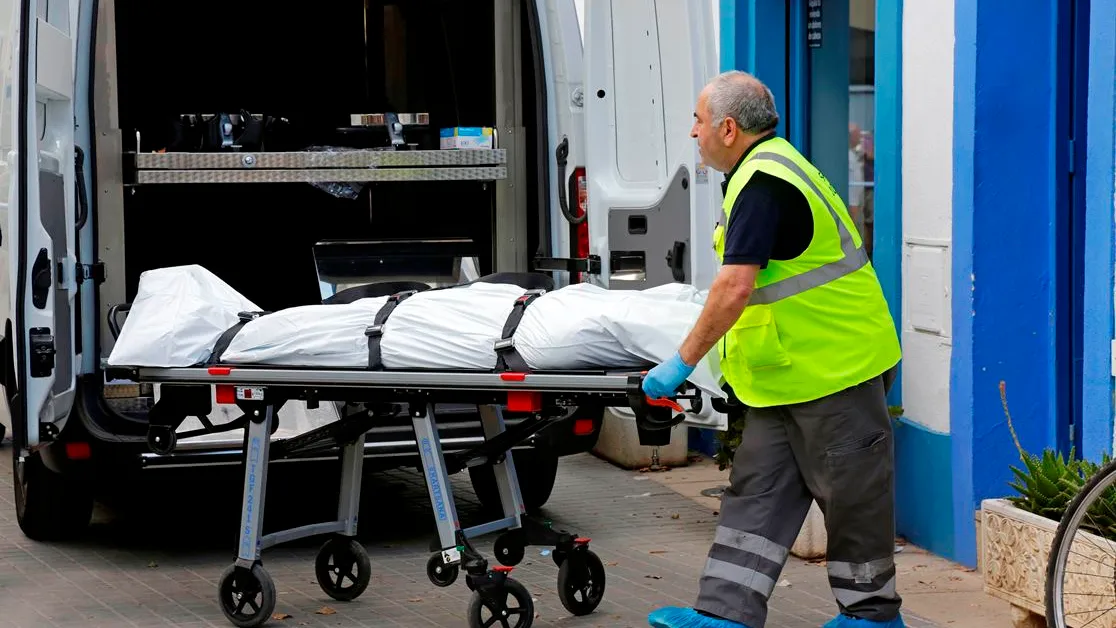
[109,0,546,313]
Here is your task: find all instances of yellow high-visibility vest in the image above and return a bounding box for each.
[712,136,901,407]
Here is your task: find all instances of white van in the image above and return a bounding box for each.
[0,0,720,540]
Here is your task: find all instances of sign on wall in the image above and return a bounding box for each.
[807,0,823,48]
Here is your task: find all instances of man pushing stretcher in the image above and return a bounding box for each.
[642,70,905,628]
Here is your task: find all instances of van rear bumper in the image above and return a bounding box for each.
[135,431,532,470]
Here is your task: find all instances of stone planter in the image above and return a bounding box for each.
[981,498,1116,628]
[592,407,690,470]
[791,500,827,560]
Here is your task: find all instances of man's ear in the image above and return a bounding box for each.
[720,118,737,147]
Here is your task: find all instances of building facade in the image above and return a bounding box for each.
[717,0,1116,568]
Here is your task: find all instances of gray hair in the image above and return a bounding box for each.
[706,70,779,134]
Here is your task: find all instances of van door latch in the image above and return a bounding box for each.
[77,262,105,285]
[665,241,686,282]
[30,248,51,309]
[29,327,55,378]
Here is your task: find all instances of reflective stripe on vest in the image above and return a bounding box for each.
[745,151,869,305]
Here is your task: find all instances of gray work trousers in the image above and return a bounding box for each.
[695,372,901,628]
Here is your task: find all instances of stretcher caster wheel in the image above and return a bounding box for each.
[494,533,525,566]
[427,553,459,587]
[314,537,371,601]
[556,549,606,616]
[467,576,533,628]
[217,563,276,628]
[147,426,176,455]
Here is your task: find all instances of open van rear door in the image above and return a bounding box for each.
[6,0,78,450]
[582,1,720,291]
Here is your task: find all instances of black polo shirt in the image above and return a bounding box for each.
[719,133,813,268]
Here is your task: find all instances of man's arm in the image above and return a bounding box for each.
[641,173,783,399]
[676,171,788,366]
[678,263,758,366]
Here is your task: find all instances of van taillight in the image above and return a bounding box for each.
[572,167,588,282]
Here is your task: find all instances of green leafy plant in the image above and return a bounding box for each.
[714,413,746,470]
[1006,446,1085,520]
[1000,380,1116,539]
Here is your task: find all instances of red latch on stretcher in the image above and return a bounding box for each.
[647,397,684,413]
[208,366,233,376]
[507,391,542,412]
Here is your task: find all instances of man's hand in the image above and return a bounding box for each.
[642,352,696,399]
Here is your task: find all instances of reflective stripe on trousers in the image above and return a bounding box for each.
[702,526,791,599]
[828,557,899,609]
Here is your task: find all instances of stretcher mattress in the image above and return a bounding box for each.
[106,265,726,400]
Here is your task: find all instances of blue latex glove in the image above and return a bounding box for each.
[642,352,695,400]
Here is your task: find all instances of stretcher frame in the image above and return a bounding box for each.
[112,363,691,628]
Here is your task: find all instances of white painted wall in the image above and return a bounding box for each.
[900,0,954,434]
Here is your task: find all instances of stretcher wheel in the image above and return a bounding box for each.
[493,533,525,566]
[467,577,533,628]
[556,550,606,616]
[147,427,176,455]
[314,537,371,601]
[217,563,276,628]
[427,553,459,587]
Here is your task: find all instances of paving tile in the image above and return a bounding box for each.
[0,445,935,628]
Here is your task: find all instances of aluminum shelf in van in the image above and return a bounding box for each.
[127,149,507,184]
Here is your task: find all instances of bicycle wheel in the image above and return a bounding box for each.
[1046,455,1116,627]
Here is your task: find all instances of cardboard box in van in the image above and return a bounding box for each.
[440,126,494,150]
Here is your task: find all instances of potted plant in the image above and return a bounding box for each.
[981,381,1115,627]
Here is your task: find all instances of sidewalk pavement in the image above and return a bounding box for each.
[0,435,1015,628]
[643,452,1015,628]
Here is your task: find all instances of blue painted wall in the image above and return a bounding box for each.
[786,0,809,149]
[951,0,1066,568]
[719,0,788,137]
[874,0,903,409]
[895,419,954,558]
[950,0,979,571]
[1082,0,1116,463]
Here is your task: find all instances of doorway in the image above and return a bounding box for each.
[800,0,876,259]
[1056,0,1090,455]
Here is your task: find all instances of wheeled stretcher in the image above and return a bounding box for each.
[107,361,699,628]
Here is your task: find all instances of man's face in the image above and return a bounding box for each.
[690,90,734,172]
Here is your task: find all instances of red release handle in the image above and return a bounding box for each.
[638,371,685,412]
[646,396,684,413]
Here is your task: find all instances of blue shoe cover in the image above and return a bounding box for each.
[822,614,906,628]
[648,607,752,628]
